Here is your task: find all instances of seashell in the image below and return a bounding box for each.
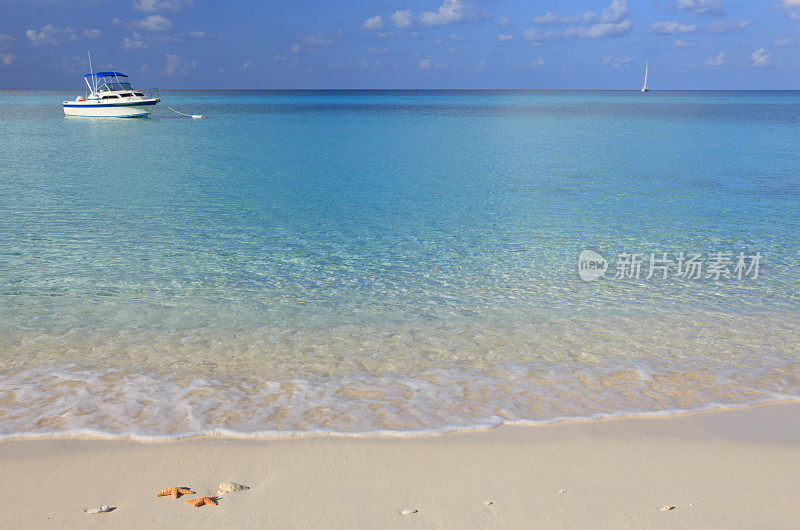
[483,501,494,506]
[401,508,418,515]
[218,482,249,494]
[85,505,113,514]
[659,505,676,511]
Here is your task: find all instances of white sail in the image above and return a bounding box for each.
[641,62,649,92]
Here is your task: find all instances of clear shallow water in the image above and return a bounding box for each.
[0,91,799,438]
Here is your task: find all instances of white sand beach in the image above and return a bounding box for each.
[1,402,798,528]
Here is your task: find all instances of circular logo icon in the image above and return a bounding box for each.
[578,250,607,281]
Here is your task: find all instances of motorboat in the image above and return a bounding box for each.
[63,70,160,118]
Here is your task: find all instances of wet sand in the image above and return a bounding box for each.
[1,402,798,528]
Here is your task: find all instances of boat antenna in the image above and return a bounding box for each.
[87,51,95,94]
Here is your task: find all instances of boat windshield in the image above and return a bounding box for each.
[98,82,134,92]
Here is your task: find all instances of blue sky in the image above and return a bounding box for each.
[1,0,799,89]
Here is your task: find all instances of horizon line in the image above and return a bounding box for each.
[2,88,799,93]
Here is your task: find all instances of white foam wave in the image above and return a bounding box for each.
[1,356,797,441]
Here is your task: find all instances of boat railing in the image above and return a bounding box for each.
[143,88,159,99]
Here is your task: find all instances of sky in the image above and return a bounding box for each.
[1,0,799,89]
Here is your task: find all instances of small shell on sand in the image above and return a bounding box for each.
[557,490,567,494]
[659,505,676,511]
[401,509,418,515]
[85,505,113,514]
[483,501,494,506]
[218,482,249,494]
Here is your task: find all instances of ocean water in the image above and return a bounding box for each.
[0,90,798,438]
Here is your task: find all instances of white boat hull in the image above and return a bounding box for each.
[62,98,160,118]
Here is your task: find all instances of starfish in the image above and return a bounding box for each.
[185,496,219,507]
[156,487,194,499]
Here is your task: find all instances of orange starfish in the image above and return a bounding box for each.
[156,487,194,499]
[185,496,218,507]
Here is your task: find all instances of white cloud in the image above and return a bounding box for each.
[498,33,514,42]
[418,0,485,27]
[360,15,383,31]
[533,11,591,25]
[0,36,15,66]
[600,0,629,23]
[288,34,333,55]
[418,56,444,69]
[675,0,724,15]
[674,39,694,48]
[450,33,465,42]
[26,24,61,46]
[523,28,562,43]
[564,19,632,39]
[136,14,172,31]
[531,1,631,40]
[302,35,334,46]
[526,56,546,67]
[774,36,792,46]
[650,21,697,34]
[784,0,800,19]
[189,30,217,39]
[707,19,751,33]
[165,53,195,75]
[602,55,634,67]
[391,9,413,29]
[749,47,769,67]
[26,25,86,45]
[60,55,87,70]
[134,0,193,12]
[83,29,101,39]
[704,51,727,65]
[496,16,512,28]
[122,32,150,49]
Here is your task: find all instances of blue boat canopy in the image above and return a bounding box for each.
[84,71,128,78]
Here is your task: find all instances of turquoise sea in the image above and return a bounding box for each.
[0,91,798,438]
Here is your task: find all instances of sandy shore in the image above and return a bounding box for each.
[1,402,799,528]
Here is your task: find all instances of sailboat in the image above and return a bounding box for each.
[641,62,649,93]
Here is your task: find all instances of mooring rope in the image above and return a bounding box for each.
[168,106,204,118]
